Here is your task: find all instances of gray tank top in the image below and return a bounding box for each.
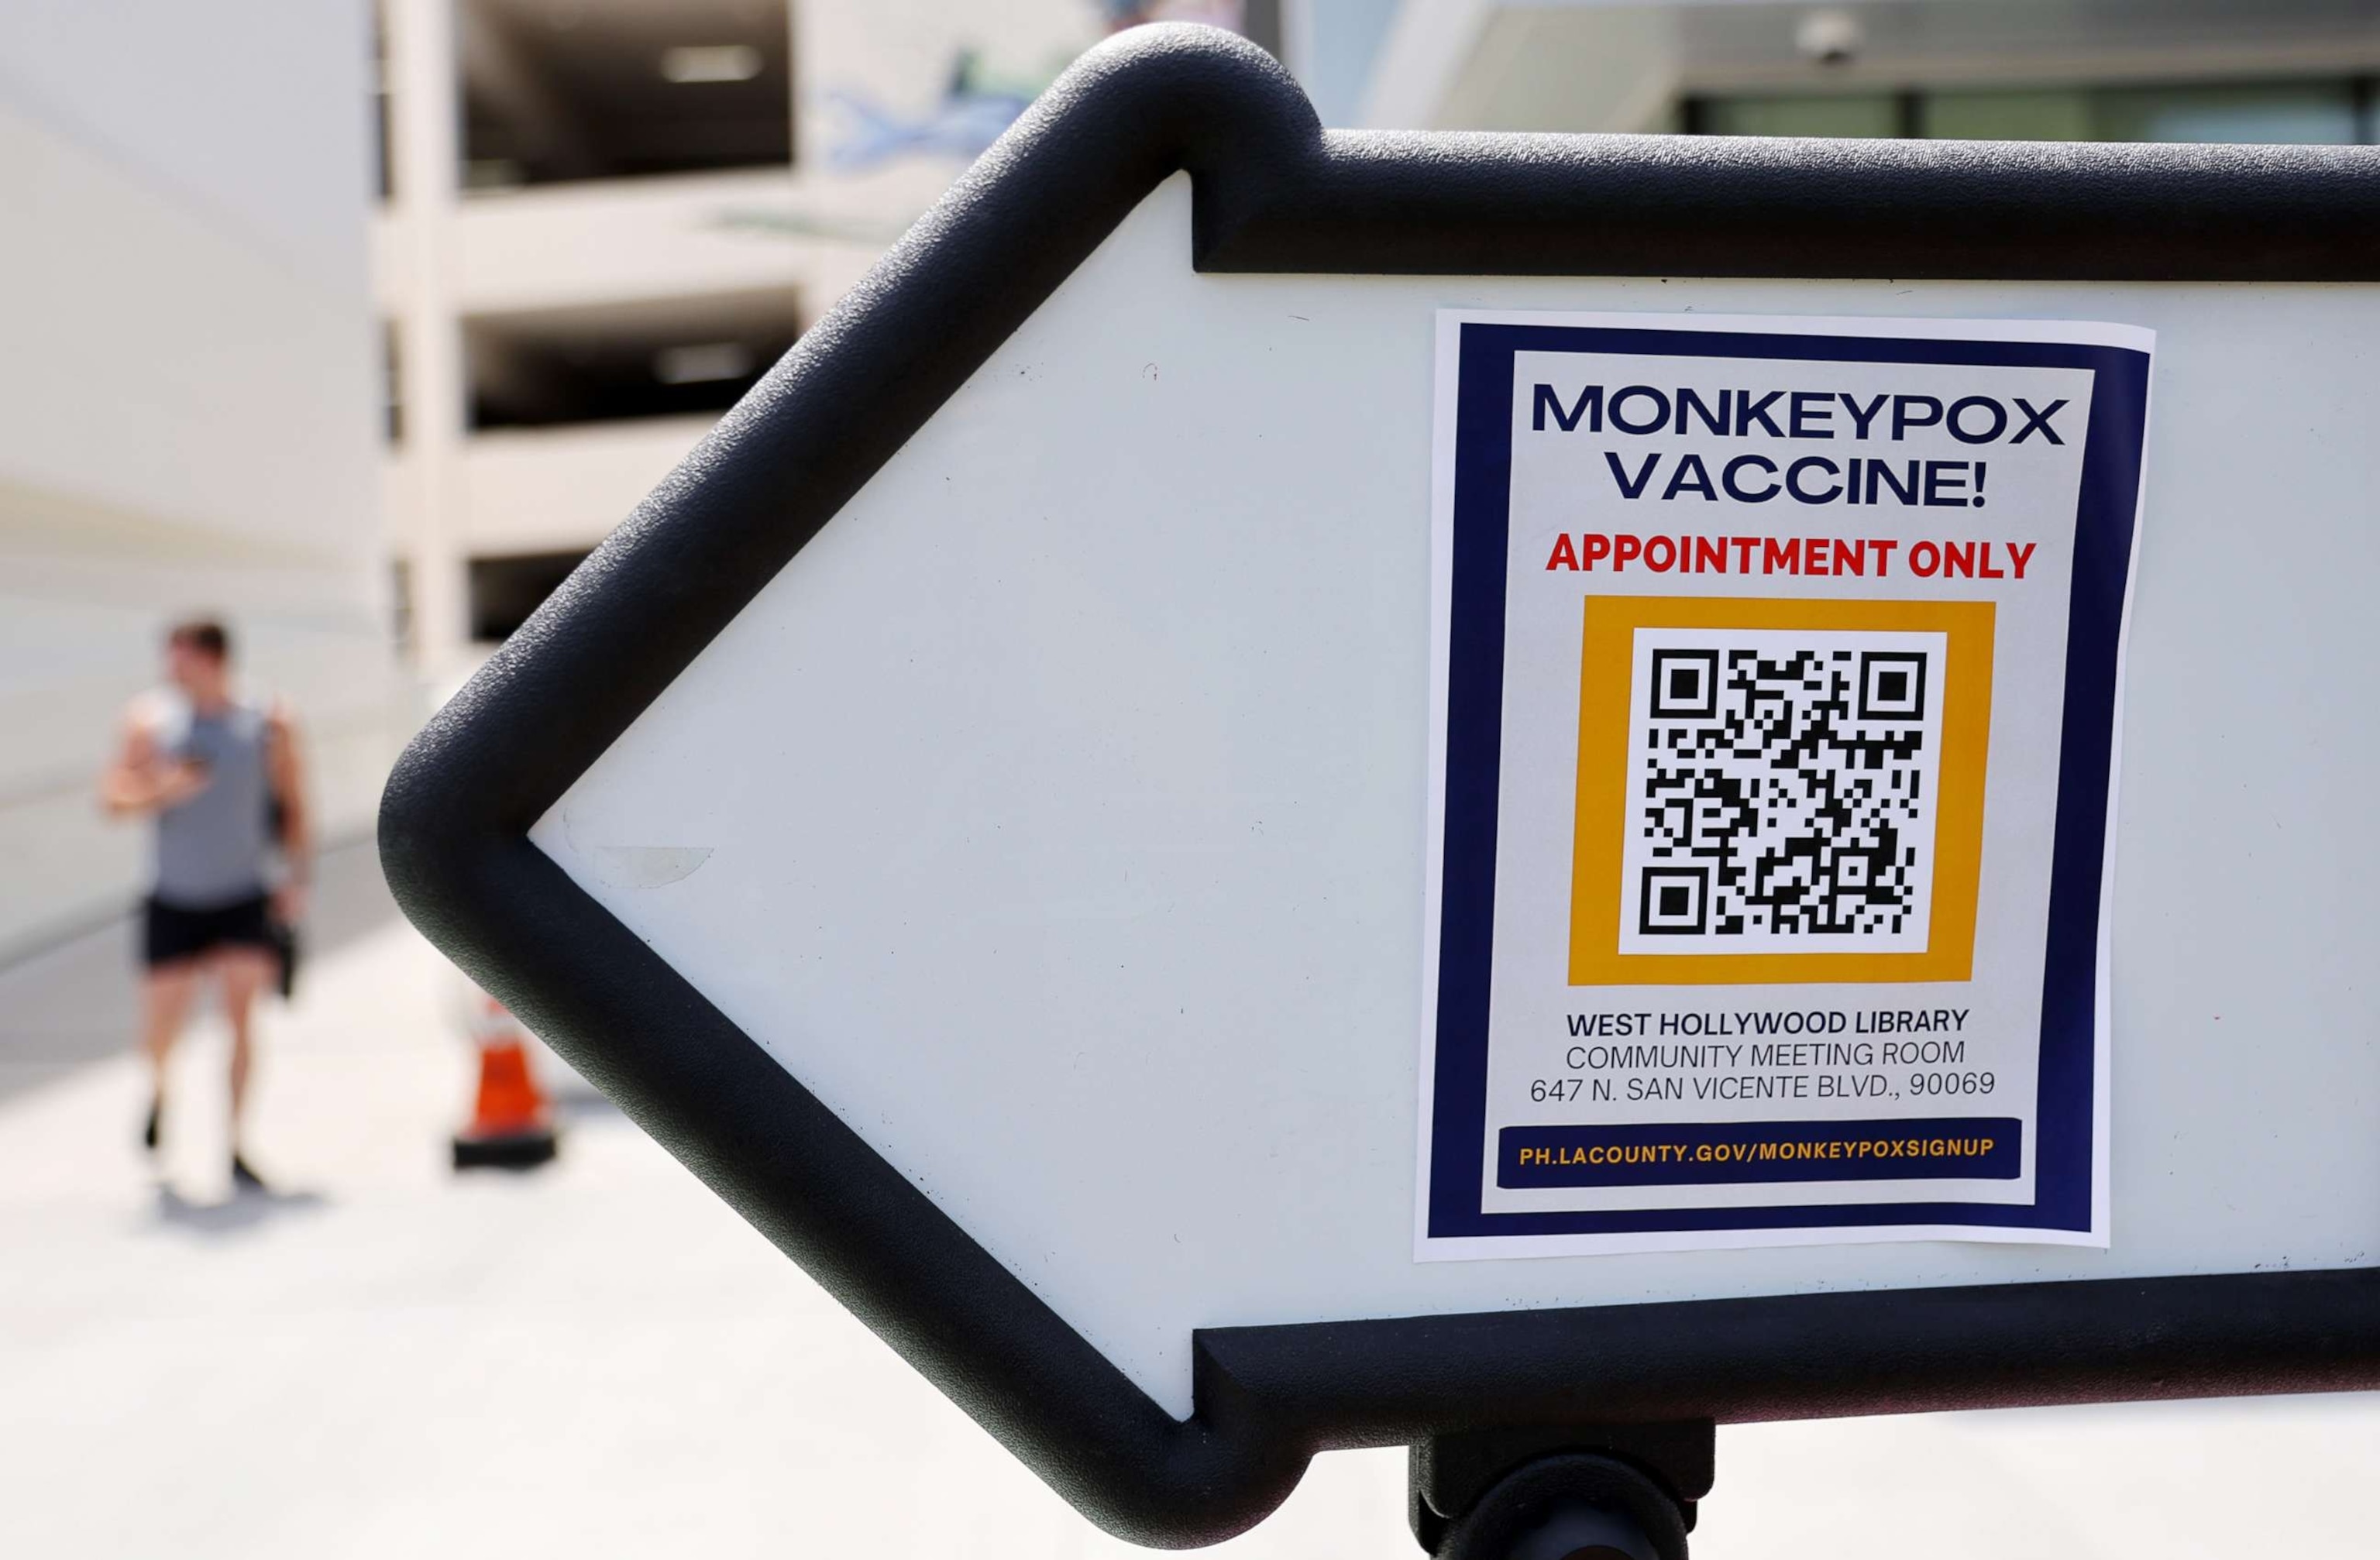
[151,696,275,909]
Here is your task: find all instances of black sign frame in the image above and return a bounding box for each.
[380,25,2380,1548]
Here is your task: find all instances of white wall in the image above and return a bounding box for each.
[0,1,372,290]
[1432,5,1680,133]
[0,1,397,959]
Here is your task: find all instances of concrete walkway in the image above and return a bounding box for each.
[1,882,2371,1557]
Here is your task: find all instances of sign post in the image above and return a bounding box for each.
[382,25,2380,1554]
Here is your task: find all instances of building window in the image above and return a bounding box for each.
[469,551,591,642]
[459,0,793,190]
[463,287,802,430]
[1687,77,2379,146]
[1690,93,1904,139]
[382,321,404,445]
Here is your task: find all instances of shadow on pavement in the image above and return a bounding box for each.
[0,837,403,1103]
[151,1181,329,1236]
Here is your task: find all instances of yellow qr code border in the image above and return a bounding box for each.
[1568,595,1996,987]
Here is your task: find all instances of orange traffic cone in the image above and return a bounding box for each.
[452,996,559,1170]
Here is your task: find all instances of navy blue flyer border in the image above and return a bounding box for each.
[1426,324,2151,1242]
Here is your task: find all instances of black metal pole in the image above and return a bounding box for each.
[1411,1423,1712,1560]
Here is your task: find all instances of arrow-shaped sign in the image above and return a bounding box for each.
[383,24,2380,1550]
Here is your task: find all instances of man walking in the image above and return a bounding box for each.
[100,619,308,1191]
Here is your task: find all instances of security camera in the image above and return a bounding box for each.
[1795,9,1864,67]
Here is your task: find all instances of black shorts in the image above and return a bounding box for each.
[143,894,273,969]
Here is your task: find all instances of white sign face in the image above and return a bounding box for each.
[525,177,2380,1422]
[1418,312,2153,1259]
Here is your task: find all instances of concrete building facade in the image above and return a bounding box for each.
[384,0,2380,679]
[376,0,1175,674]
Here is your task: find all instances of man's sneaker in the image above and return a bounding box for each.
[141,1098,160,1153]
[229,1153,268,1195]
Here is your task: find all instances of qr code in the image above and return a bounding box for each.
[1615,627,1947,956]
